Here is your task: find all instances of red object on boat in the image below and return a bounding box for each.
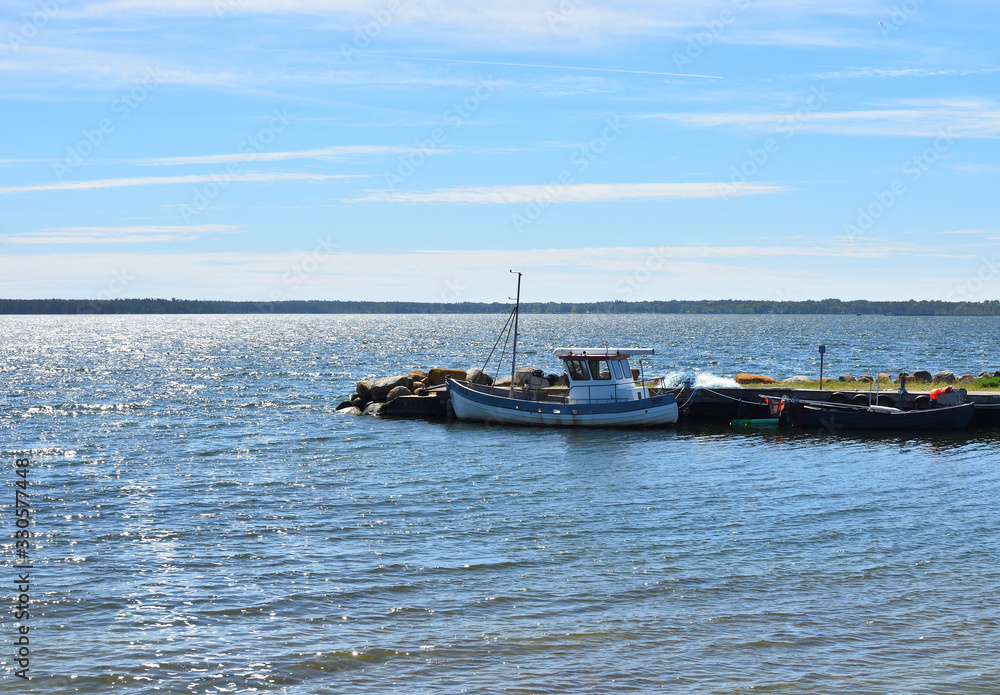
[929,386,953,400]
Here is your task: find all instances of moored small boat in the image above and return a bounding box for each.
[448,347,678,427]
[447,272,677,427]
[764,395,975,432]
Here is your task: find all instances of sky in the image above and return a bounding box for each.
[1,0,999,303]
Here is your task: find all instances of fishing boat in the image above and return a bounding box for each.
[763,395,975,431]
[446,272,678,427]
[448,347,678,427]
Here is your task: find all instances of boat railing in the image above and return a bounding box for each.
[568,384,643,404]
[472,382,568,402]
[467,380,644,405]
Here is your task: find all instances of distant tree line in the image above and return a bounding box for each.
[3,298,1000,315]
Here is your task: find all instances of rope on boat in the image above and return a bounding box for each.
[698,387,752,403]
[676,387,702,412]
[481,307,517,385]
[675,386,761,413]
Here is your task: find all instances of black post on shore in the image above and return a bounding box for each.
[819,344,826,391]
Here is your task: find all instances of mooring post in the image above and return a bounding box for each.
[818,344,826,391]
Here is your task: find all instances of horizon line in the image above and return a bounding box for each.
[2,297,999,316]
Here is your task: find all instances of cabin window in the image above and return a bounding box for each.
[610,361,623,379]
[566,360,589,381]
[589,360,612,380]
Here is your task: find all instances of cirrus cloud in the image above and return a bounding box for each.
[0,172,363,195]
[348,181,788,204]
[3,224,242,245]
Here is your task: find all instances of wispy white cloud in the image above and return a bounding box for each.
[70,0,692,34]
[124,145,418,166]
[724,26,868,50]
[0,157,57,164]
[5,146,414,169]
[4,224,241,244]
[0,46,291,98]
[66,0,878,48]
[349,182,788,204]
[0,240,968,302]
[809,66,1000,80]
[0,45,504,95]
[365,55,722,80]
[0,172,362,194]
[650,101,1000,138]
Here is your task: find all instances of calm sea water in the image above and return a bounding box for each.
[2,314,999,694]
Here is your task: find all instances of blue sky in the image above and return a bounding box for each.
[2,0,999,302]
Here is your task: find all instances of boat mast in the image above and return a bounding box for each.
[509,270,522,397]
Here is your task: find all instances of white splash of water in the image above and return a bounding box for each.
[651,372,740,389]
[693,373,740,388]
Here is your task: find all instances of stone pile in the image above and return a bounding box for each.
[337,367,467,417]
[336,365,573,417]
[739,369,1000,387]
[898,370,1000,385]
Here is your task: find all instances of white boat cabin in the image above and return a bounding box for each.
[552,347,654,403]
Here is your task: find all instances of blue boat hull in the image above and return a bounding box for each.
[447,378,678,427]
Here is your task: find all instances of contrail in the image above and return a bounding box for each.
[367,54,722,79]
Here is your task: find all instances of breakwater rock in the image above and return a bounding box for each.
[735,368,998,387]
[336,365,572,419]
[337,367,467,418]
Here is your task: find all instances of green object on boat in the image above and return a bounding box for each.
[731,418,780,428]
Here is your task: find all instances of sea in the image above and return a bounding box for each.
[2,313,999,694]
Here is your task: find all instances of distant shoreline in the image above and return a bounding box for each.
[3,298,1000,316]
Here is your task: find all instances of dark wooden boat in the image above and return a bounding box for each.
[762,396,975,432]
